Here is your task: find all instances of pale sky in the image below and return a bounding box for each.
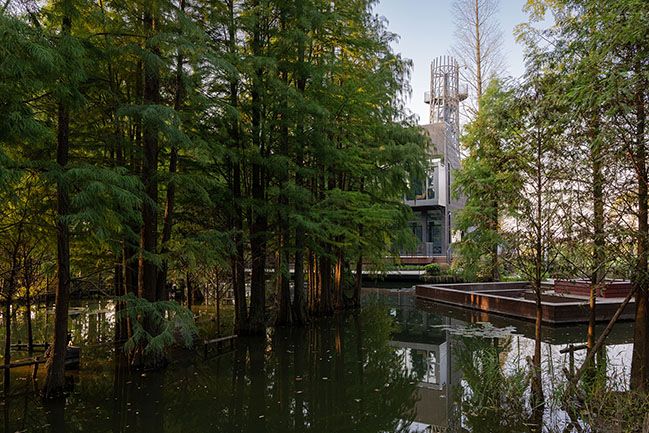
[373,0,535,125]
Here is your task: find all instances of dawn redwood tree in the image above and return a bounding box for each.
[450,0,505,118]
[517,0,649,394]
[504,71,567,408]
[452,80,521,282]
[42,0,86,397]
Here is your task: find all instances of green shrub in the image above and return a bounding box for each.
[424,263,441,276]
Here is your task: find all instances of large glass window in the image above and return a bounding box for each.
[427,212,443,254]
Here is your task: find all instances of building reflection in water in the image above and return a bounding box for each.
[366,290,463,431]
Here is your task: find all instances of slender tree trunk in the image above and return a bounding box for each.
[490,200,499,282]
[275,69,292,326]
[308,250,316,315]
[291,0,309,325]
[474,0,482,107]
[226,0,247,334]
[531,136,544,407]
[276,247,293,325]
[123,244,138,295]
[232,162,247,333]
[117,242,137,343]
[333,249,345,310]
[130,11,164,370]
[25,287,33,354]
[156,0,185,302]
[138,12,160,305]
[588,121,604,375]
[316,255,334,317]
[532,284,544,406]
[353,253,362,308]
[4,299,11,388]
[114,261,124,342]
[249,163,267,334]
[186,272,192,311]
[216,279,221,337]
[631,86,649,392]
[43,15,72,395]
[293,230,308,324]
[248,0,267,335]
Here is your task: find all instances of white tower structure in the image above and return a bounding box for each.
[403,56,466,263]
[424,56,467,150]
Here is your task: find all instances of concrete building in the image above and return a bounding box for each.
[403,56,466,264]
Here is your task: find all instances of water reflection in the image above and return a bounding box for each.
[2,300,420,432]
[368,288,635,432]
[0,291,637,432]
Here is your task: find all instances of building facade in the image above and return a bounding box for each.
[403,56,466,263]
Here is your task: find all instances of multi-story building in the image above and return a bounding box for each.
[403,56,466,264]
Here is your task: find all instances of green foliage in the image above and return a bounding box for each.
[118,293,197,356]
[452,80,521,282]
[423,263,441,276]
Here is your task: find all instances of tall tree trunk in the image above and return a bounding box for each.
[156,0,185,302]
[588,121,604,376]
[232,161,247,333]
[138,12,160,304]
[248,0,267,335]
[226,0,247,334]
[43,15,72,396]
[249,162,267,334]
[275,69,292,326]
[291,0,309,325]
[131,11,164,370]
[631,84,649,392]
[531,137,544,407]
[474,0,482,106]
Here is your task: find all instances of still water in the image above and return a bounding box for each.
[0,288,635,432]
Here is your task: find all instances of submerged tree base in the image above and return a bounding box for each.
[128,348,168,371]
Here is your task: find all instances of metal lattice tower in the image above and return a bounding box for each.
[424,56,467,147]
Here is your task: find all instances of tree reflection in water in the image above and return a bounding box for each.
[1,301,419,432]
[451,334,536,433]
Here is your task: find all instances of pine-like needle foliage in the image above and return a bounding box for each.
[118,293,198,355]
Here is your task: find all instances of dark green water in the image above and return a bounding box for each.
[0,289,636,432]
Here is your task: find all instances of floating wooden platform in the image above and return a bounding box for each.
[415,282,636,324]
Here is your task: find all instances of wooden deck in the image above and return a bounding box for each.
[415,282,636,324]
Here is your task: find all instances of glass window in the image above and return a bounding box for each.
[427,212,443,254]
[409,222,423,242]
[427,168,436,200]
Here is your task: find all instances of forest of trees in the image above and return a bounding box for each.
[0,0,428,397]
[452,0,649,395]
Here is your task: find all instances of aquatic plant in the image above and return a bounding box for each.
[453,334,533,432]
